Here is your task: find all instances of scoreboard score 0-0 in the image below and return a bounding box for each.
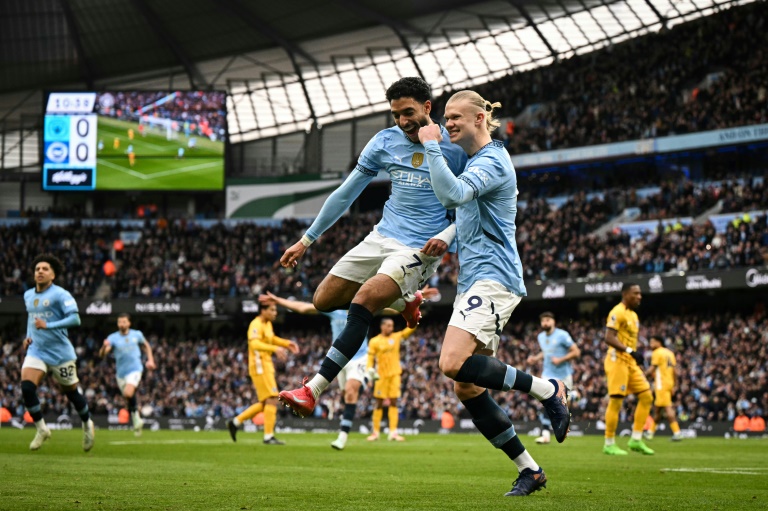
[43,92,98,191]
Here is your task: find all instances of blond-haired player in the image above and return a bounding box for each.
[644,335,682,441]
[603,283,654,455]
[418,90,571,497]
[366,318,416,441]
[227,301,298,444]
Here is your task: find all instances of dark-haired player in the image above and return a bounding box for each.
[100,313,156,436]
[21,254,94,451]
[602,282,654,455]
[278,77,466,417]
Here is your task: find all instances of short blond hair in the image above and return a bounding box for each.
[446,90,502,133]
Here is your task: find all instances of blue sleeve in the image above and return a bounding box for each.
[60,291,79,316]
[46,313,81,329]
[457,155,507,201]
[423,140,474,209]
[137,330,147,344]
[561,331,575,348]
[304,169,376,241]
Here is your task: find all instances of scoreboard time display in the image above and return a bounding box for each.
[43,92,99,191]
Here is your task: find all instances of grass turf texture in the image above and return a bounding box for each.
[94,116,223,190]
[1,430,765,511]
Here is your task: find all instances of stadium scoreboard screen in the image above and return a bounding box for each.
[43,91,226,191]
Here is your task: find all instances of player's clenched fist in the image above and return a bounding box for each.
[418,124,442,144]
[280,241,307,268]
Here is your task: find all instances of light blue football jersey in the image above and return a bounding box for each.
[306,125,466,250]
[452,140,526,295]
[106,329,146,378]
[537,328,575,380]
[322,310,368,360]
[25,284,78,365]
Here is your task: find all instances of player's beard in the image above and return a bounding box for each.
[402,115,430,142]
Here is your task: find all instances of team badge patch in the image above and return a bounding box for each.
[43,300,50,307]
[34,299,39,307]
[411,153,424,168]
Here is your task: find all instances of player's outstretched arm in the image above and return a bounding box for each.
[280,170,375,268]
[260,291,317,314]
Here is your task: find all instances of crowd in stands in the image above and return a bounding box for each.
[2,186,767,299]
[1,309,766,428]
[433,2,768,154]
[95,91,227,137]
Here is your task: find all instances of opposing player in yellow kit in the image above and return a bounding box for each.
[227,301,299,444]
[602,283,654,455]
[644,335,683,441]
[366,318,415,441]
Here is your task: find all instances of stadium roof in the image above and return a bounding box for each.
[0,0,756,143]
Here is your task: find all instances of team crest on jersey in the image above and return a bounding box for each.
[388,339,395,345]
[43,300,50,307]
[411,153,424,168]
[34,299,39,307]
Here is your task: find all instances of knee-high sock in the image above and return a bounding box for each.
[264,404,277,437]
[670,421,681,434]
[21,381,43,423]
[462,390,538,471]
[454,356,553,399]
[633,391,653,433]
[372,408,383,434]
[315,304,374,388]
[605,397,623,439]
[65,389,91,423]
[236,402,264,424]
[340,403,356,434]
[388,406,399,434]
[127,394,137,413]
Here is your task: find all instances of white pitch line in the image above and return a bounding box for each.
[109,439,259,446]
[96,159,220,181]
[142,161,221,179]
[97,158,149,179]
[662,468,767,475]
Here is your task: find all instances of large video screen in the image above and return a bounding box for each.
[43,91,226,191]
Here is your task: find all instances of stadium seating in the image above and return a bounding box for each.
[432,2,768,154]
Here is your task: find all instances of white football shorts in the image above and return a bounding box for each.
[329,228,441,300]
[117,371,143,393]
[448,279,523,356]
[22,355,79,386]
[337,357,368,390]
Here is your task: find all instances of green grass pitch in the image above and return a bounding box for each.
[94,116,223,190]
[1,429,766,511]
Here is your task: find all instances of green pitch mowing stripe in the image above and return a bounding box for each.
[97,116,224,158]
[0,429,765,511]
[95,157,223,190]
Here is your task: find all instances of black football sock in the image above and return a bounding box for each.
[318,303,373,381]
[65,389,91,423]
[21,381,44,422]
[127,394,138,413]
[340,403,356,433]
[462,390,525,460]
[454,355,533,392]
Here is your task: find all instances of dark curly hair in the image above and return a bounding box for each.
[385,77,432,103]
[32,253,64,279]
